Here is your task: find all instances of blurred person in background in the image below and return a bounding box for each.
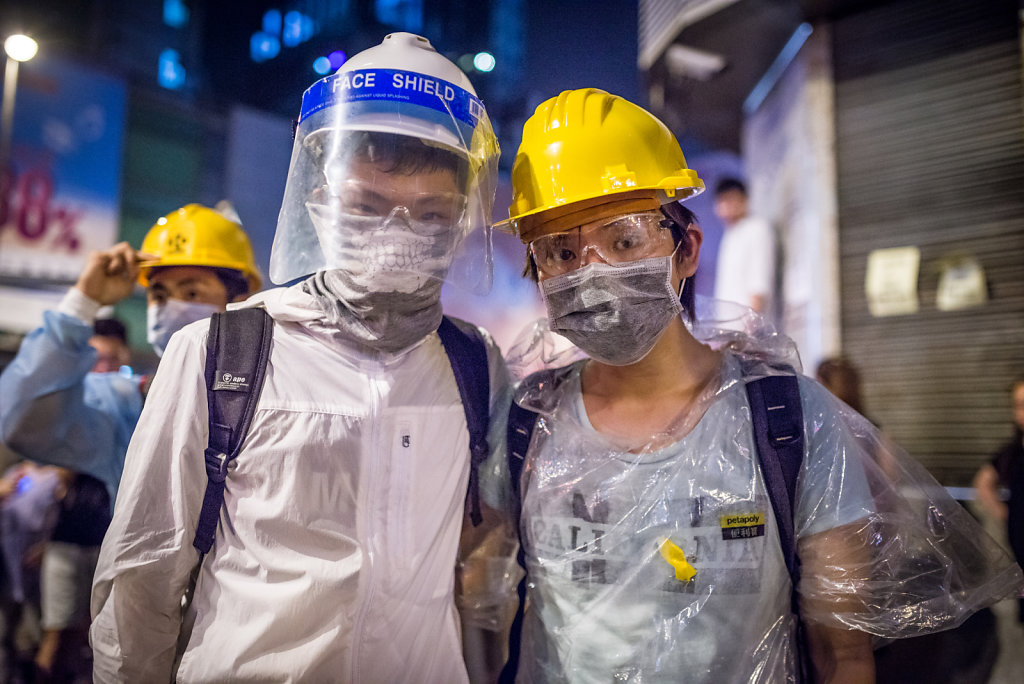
[975,377,1024,622]
[84,319,131,375]
[490,87,1022,683]
[0,204,261,505]
[32,318,125,683]
[90,33,507,683]
[713,177,775,316]
[33,472,109,684]
[0,463,62,684]
[815,357,866,415]
[817,357,1001,683]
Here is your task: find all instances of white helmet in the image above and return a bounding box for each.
[270,32,500,292]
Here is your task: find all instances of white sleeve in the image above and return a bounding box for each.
[452,321,521,633]
[57,286,103,324]
[746,218,775,299]
[483,326,513,512]
[90,322,211,683]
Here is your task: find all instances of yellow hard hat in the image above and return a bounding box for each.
[138,204,262,291]
[502,88,704,241]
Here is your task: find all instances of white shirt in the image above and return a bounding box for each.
[90,284,509,683]
[714,215,775,311]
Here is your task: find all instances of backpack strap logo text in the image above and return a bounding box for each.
[212,369,250,391]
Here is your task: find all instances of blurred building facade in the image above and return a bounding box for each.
[0,0,641,370]
[643,0,1024,484]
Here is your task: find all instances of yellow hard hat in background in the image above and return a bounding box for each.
[502,88,704,240]
[138,204,262,291]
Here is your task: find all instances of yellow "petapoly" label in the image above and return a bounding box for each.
[719,512,766,540]
[720,513,765,528]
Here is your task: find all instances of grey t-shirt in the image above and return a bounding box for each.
[516,353,873,683]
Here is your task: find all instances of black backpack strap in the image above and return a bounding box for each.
[436,316,491,527]
[498,400,540,684]
[746,372,803,581]
[745,370,809,681]
[194,308,273,555]
[506,402,537,504]
[505,366,565,508]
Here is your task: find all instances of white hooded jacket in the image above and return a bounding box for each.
[90,284,510,683]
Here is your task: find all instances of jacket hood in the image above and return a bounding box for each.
[228,283,325,323]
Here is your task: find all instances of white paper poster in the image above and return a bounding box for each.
[865,246,920,317]
[936,257,987,311]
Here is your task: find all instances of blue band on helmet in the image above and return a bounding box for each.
[299,68,485,128]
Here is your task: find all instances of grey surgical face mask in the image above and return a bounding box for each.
[540,254,684,366]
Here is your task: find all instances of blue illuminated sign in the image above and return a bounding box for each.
[163,0,190,28]
[158,49,186,89]
[251,8,316,63]
[250,33,281,62]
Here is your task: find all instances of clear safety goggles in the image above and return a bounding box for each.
[530,211,675,277]
[308,182,468,236]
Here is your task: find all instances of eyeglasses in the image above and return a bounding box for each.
[308,183,469,235]
[529,211,675,276]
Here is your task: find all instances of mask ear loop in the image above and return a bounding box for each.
[666,238,684,292]
[669,240,686,304]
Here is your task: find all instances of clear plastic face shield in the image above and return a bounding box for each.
[271,65,499,294]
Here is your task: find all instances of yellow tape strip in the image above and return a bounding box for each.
[659,539,697,582]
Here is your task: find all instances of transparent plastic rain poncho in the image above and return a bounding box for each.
[469,296,1023,683]
[270,56,499,293]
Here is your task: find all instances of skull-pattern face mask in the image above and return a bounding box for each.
[305,179,467,294]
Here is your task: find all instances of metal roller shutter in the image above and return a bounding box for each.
[833,0,1024,484]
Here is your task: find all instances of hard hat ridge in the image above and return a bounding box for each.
[542,87,616,132]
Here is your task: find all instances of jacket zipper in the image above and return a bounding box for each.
[350,372,385,683]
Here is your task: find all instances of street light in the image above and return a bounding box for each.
[5,35,38,62]
[1,33,39,174]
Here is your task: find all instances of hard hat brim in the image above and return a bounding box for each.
[137,258,262,292]
[498,179,705,241]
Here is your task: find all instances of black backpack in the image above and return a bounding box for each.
[498,365,808,683]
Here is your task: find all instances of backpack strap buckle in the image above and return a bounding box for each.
[204,447,229,483]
